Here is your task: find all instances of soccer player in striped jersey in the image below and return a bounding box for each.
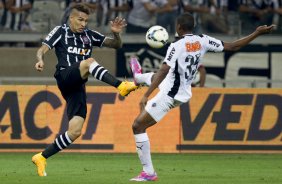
[129,13,274,181]
[31,3,137,176]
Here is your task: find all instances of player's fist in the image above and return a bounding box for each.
[35,60,44,72]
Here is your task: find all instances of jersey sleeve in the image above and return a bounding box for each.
[88,30,106,47]
[202,34,224,52]
[163,43,180,68]
[42,26,62,49]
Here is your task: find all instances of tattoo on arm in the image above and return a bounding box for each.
[103,33,122,49]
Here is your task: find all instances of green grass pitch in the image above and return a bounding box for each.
[1,153,282,184]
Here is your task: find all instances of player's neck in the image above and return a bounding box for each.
[179,31,193,37]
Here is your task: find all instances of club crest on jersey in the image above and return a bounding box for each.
[68,46,91,56]
[82,36,90,44]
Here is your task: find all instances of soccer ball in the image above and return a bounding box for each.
[146,25,169,48]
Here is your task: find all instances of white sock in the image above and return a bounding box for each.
[89,62,108,80]
[135,72,154,86]
[134,133,155,175]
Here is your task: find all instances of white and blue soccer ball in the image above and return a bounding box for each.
[146,25,169,48]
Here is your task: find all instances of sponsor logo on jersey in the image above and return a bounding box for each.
[186,41,201,52]
[67,47,91,56]
[45,26,60,41]
[209,40,220,47]
[167,47,175,61]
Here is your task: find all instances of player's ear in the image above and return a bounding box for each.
[176,24,181,32]
[176,24,183,36]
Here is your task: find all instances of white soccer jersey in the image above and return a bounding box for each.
[159,34,224,102]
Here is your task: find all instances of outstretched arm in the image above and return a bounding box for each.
[102,17,127,49]
[223,25,275,51]
[35,45,49,72]
[139,63,170,110]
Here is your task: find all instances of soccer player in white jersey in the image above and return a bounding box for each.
[129,13,274,181]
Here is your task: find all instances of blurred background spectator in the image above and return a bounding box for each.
[0,0,281,39]
[126,0,156,33]
[199,0,228,34]
[96,0,129,33]
[239,0,280,33]
[155,0,178,34]
[126,0,179,33]
[1,0,33,31]
[179,0,203,34]
[180,0,229,34]
[220,0,240,35]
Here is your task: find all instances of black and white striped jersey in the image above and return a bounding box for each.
[159,34,224,102]
[42,24,106,70]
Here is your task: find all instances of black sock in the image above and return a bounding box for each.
[90,63,121,87]
[101,72,122,87]
[42,132,72,159]
[42,144,60,159]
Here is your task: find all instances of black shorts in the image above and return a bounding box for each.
[54,62,88,120]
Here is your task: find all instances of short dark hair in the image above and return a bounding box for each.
[70,3,90,15]
[176,13,195,32]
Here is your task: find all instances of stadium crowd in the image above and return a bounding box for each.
[0,0,282,35]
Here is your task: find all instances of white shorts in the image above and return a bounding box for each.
[145,92,183,122]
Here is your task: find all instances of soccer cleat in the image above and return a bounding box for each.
[130,171,158,181]
[130,57,142,85]
[118,81,138,97]
[32,152,47,176]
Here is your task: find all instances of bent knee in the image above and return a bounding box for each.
[68,130,82,140]
[80,58,96,70]
[132,119,144,134]
[85,57,95,63]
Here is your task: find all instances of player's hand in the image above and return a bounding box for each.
[35,60,44,72]
[110,17,127,33]
[139,96,148,111]
[256,25,276,35]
